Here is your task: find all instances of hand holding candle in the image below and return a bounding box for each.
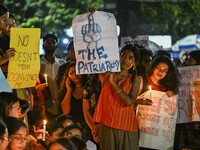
[42,120,47,141]
[44,74,48,84]
[149,85,152,98]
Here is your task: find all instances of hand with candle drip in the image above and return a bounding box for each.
[134,96,153,107]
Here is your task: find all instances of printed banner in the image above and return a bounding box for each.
[177,65,200,123]
[7,28,41,89]
[121,35,149,49]
[0,68,12,92]
[72,11,120,74]
[137,90,177,150]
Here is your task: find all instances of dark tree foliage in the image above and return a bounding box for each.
[140,0,200,42]
[4,0,103,36]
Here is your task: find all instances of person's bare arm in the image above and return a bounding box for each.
[61,78,72,115]
[109,72,143,106]
[0,48,15,65]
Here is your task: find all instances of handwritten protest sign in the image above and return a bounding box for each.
[177,65,200,123]
[0,68,12,92]
[137,90,177,150]
[121,35,149,49]
[72,11,120,74]
[7,28,41,89]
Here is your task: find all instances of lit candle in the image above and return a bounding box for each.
[42,120,47,141]
[44,74,48,84]
[149,86,152,98]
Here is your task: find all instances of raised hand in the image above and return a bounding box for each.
[166,90,174,97]
[65,77,73,91]
[81,13,102,49]
[4,48,16,61]
[35,83,48,91]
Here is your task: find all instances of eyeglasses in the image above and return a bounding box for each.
[10,135,27,144]
[155,66,168,74]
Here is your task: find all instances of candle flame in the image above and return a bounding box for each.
[149,86,152,91]
[44,74,47,78]
[44,120,47,125]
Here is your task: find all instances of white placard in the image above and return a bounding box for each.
[177,65,200,123]
[137,90,177,150]
[72,11,120,74]
[121,35,149,49]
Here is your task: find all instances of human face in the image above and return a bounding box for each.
[3,17,16,36]
[120,50,135,70]
[141,55,152,71]
[186,56,197,66]
[152,62,168,81]
[8,101,21,119]
[49,143,68,150]
[8,127,27,150]
[64,128,82,140]
[51,128,63,141]
[43,37,57,55]
[0,12,9,32]
[68,66,82,83]
[62,120,73,128]
[68,47,76,62]
[0,129,9,150]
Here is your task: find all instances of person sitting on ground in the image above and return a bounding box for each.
[56,115,74,128]
[0,92,22,120]
[46,122,64,144]
[60,124,85,141]
[0,119,9,150]
[48,137,86,150]
[4,117,27,150]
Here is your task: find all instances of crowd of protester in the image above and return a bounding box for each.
[1,3,200,150]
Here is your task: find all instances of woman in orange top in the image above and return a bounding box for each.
[93,44,148,150]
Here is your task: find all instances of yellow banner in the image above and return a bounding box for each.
[7,28,41,89]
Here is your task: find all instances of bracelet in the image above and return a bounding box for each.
[117,89,122,94]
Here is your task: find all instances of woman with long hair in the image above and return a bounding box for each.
[4,117,27,150]
[138,55,179,150]
[0,92,22,120]
[59,62,88,128]
[93,44,143,150]
[142,55,179,96]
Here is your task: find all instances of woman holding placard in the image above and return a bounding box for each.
[138,56,179,150]
[0,4,15,73]
[93,44,143,150]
